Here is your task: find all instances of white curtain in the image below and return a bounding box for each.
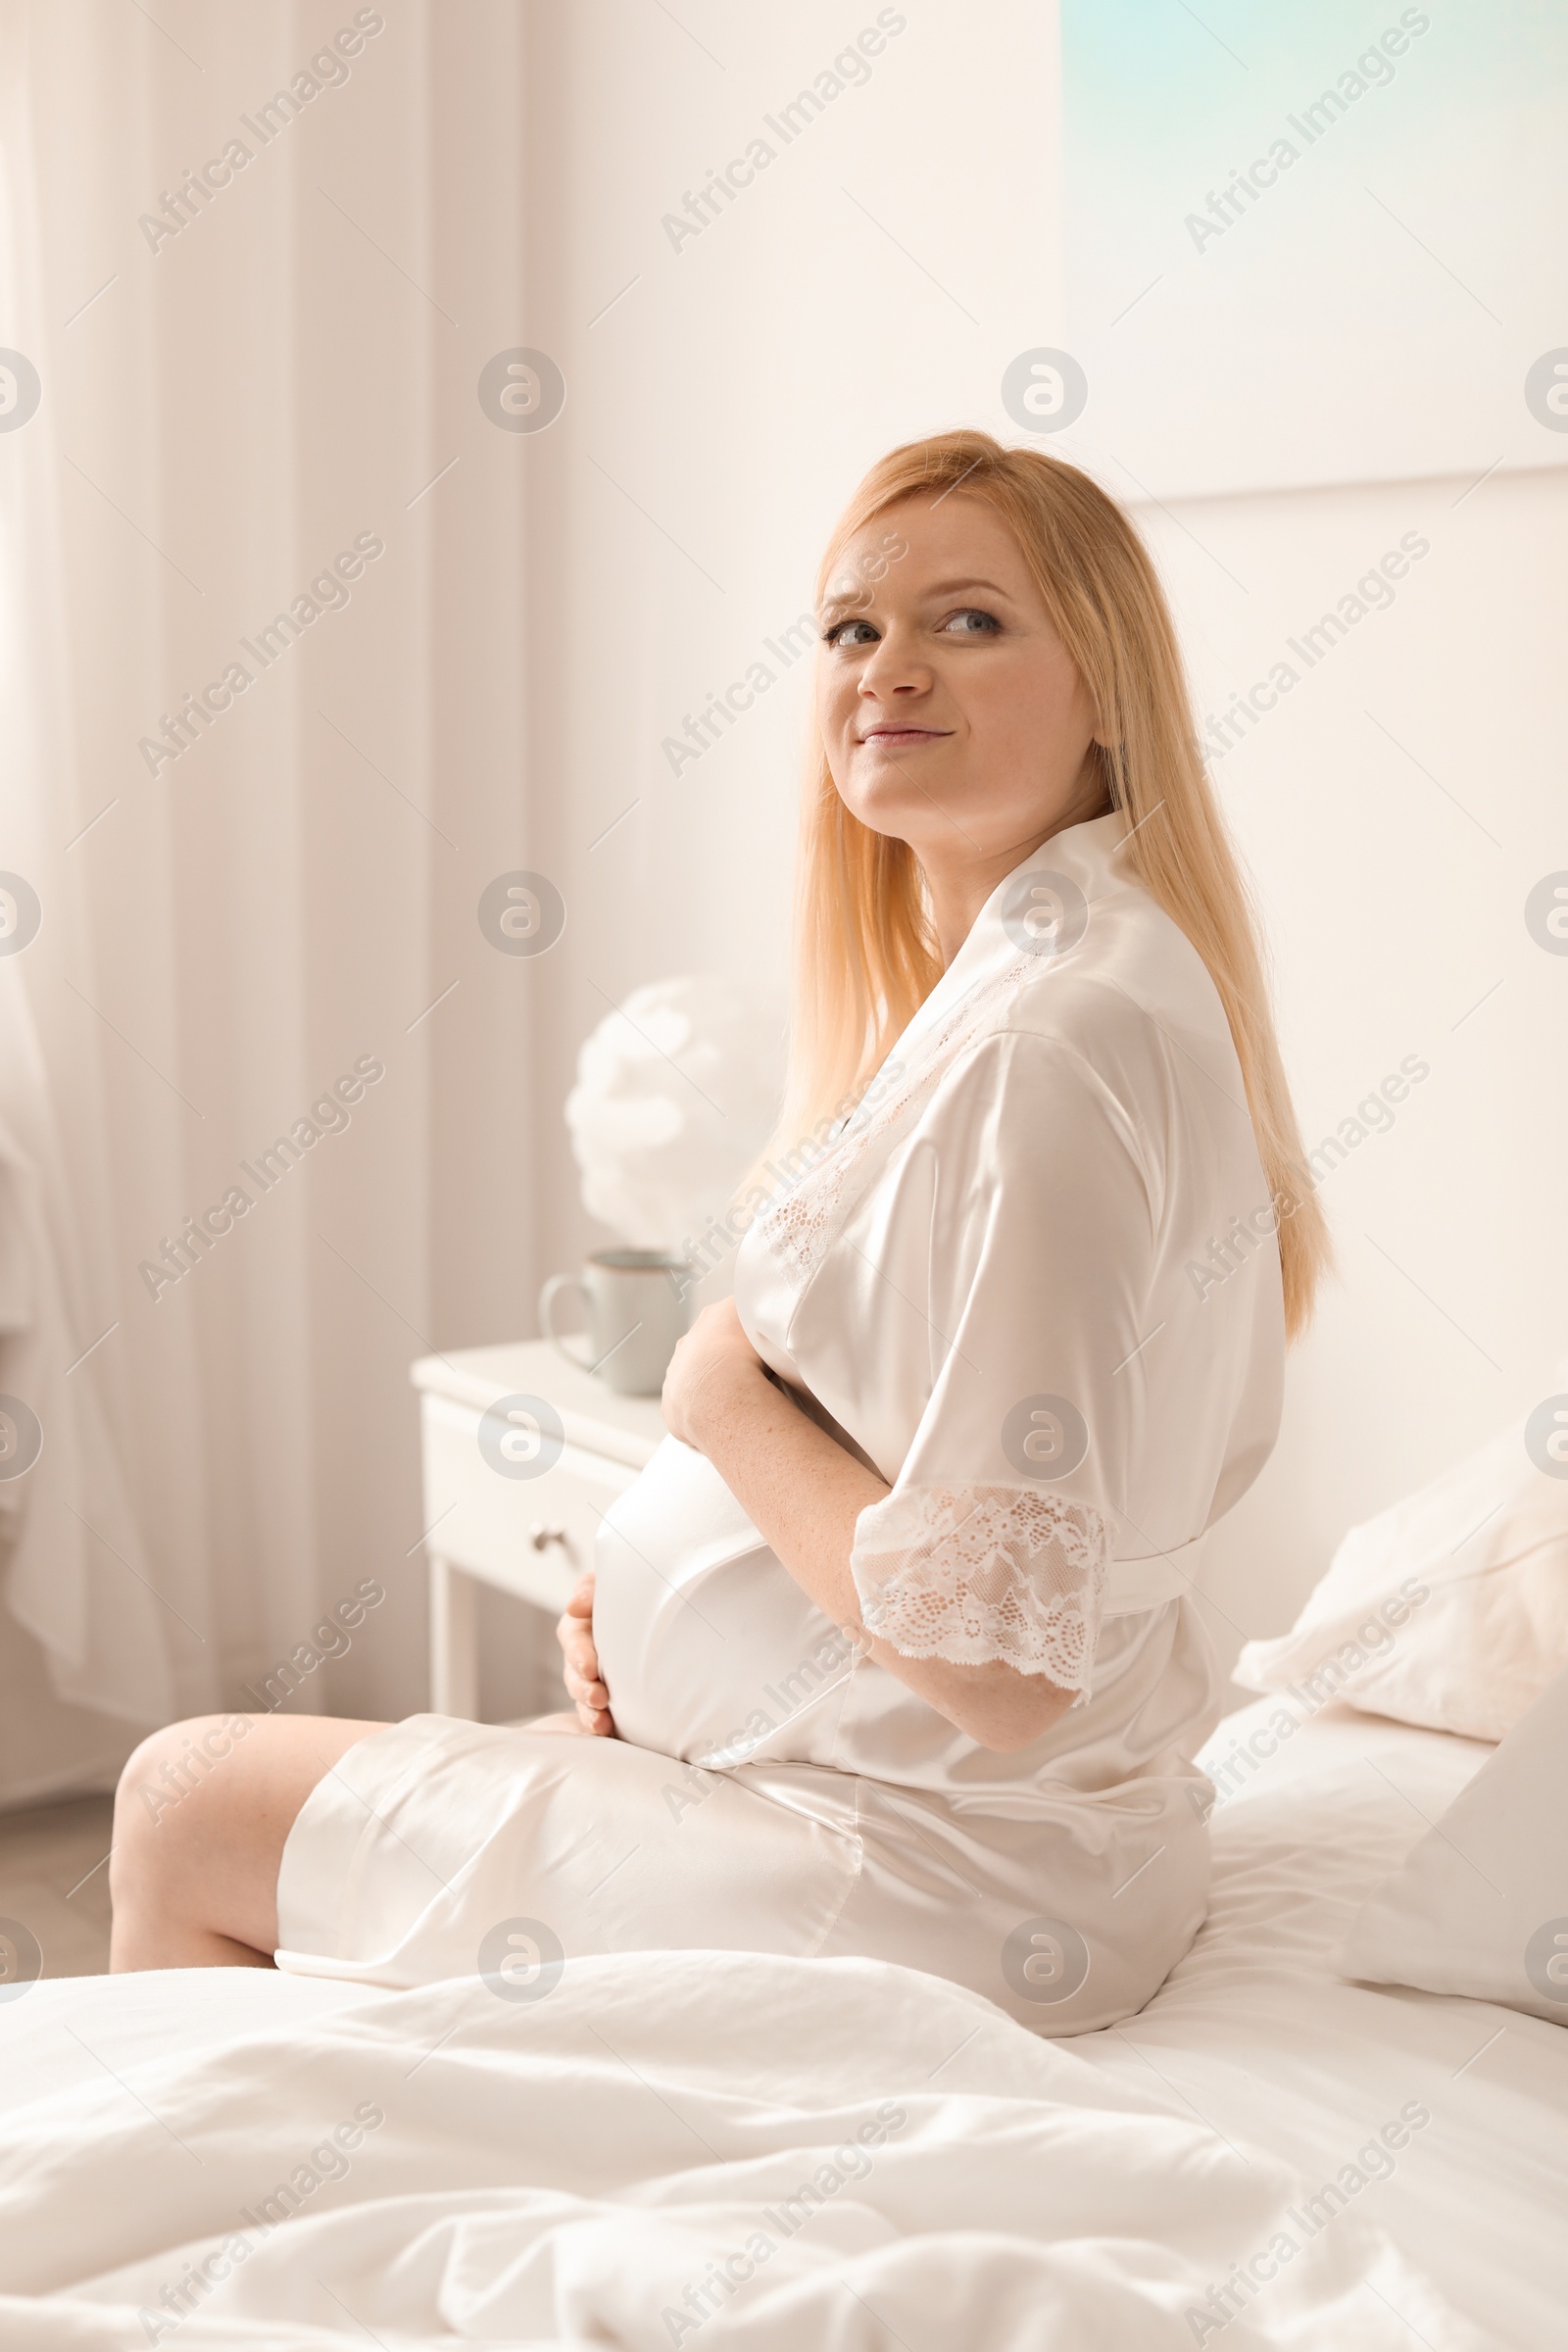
[0,0,544,1800]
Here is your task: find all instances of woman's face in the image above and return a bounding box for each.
[813,493,1106,874]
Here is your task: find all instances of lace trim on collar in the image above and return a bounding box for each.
[754,952,1036,1286]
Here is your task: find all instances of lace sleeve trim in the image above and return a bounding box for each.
[850,1483,1110,1690]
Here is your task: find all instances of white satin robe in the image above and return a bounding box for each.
[276,808,1286,2033]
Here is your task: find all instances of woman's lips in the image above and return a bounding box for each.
[858,728,950,747]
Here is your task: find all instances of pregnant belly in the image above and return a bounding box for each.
[593,1436,852,1763]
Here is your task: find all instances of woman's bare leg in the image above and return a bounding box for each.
[109,1712,389,1971]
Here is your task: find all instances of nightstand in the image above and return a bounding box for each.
[409,1338,666,1718]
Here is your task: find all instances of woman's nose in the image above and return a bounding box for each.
[858,632,931,694]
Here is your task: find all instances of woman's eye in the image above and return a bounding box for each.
[941,608,1000,637]
[824,618,878,648]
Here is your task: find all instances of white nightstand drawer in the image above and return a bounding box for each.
[419,1392,640,1613]
[411,1338,666,1718]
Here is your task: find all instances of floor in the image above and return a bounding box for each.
[0,1794,115,1981]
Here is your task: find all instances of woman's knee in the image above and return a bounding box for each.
[111,1715,278,1968]
[117,1713,255,1821]
[112,1714,258,1887]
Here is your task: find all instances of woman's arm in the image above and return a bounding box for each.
[662,1300,1077,1752]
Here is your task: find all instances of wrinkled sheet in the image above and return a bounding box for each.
[0,1699,1538,2349]
[0,1945,1469,2350]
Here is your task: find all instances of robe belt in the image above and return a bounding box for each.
[1102,1530,1207,1618]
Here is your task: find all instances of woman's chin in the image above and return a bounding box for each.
[837,778,956,842]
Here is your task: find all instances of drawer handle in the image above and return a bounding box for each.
[528,1521,568,1551]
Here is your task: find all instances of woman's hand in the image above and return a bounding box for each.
[661,1297,772,1455]
[555,1568,613,1736]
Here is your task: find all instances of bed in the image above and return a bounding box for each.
[0,1696,1557,2350]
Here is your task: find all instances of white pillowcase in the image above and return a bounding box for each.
[1234,1387,1568,1741]
[1339,1663,1568,2024]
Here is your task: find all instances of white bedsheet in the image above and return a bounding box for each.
[0,1704,1550,2350]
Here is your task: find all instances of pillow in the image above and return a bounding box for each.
[1338,1662,1568,2024]
[1233,1384,1568,1741]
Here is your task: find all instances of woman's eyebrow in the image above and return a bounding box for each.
[917,575,1015,600]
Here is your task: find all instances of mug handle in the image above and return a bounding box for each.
[538,1273,594,1371]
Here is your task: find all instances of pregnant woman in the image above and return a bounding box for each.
[110,429,1330,2033]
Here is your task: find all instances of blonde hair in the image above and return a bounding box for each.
[775,428,1333,1344]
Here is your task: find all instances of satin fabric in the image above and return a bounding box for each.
[277,808,1286,2032]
